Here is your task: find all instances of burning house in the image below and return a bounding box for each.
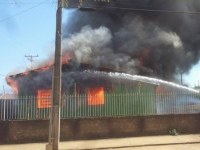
[4,0,200,118]
[6,56,200,118]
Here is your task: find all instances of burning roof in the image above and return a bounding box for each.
[6,52,119,96]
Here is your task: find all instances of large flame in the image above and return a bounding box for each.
[37,89,51,108]
[88,87,105,105]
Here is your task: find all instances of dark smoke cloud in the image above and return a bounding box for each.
[63,0,200,81]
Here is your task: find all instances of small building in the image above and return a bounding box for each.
[5,59,200,119]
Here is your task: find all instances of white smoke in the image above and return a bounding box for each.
[157,31,182,48]
[62,26,112,63]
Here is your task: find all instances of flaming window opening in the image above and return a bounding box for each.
[37,90,52,109]
[88,87,105,105]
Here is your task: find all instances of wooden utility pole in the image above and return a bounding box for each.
[46,1,112,149]
[46,0,62,150]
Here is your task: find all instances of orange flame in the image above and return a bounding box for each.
[34,52,74,72]
[6,77,19,94]
[37,89,52,108]
[6,52,74,94]
[88,87,105,105]
[62,52,74,64]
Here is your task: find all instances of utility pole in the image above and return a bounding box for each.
[25,54,39,69]
[25,54,38,120]
[46,1,111,149]
[46,0,62,150]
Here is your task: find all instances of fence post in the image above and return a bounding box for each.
[3,99,5,121]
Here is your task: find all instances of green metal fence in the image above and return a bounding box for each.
[0,92,200,120]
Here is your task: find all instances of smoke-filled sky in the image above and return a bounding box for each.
[62,0,200,83]
[0,0,200,93]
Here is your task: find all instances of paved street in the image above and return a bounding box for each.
[0,134,200,150]
[115,143,200,150]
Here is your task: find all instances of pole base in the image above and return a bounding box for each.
[46,143,52,150]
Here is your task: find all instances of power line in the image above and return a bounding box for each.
[0,1,57,5]
[78,6,200,14]
[0,1,56,5]
[2,1,200,15]
[0,1,52,23]
[1,2,200,24]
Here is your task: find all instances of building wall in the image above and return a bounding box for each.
[0,114,200,144]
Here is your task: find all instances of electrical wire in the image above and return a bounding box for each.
[0,1,57,5]
[78,6,200,14]
[1,1,200,15]
[0,1,55,23]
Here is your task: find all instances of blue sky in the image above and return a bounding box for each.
[0,0,58,92]
[0,0,199,93]
[184,61,200,87]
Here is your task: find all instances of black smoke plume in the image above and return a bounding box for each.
[62,0,200,80]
